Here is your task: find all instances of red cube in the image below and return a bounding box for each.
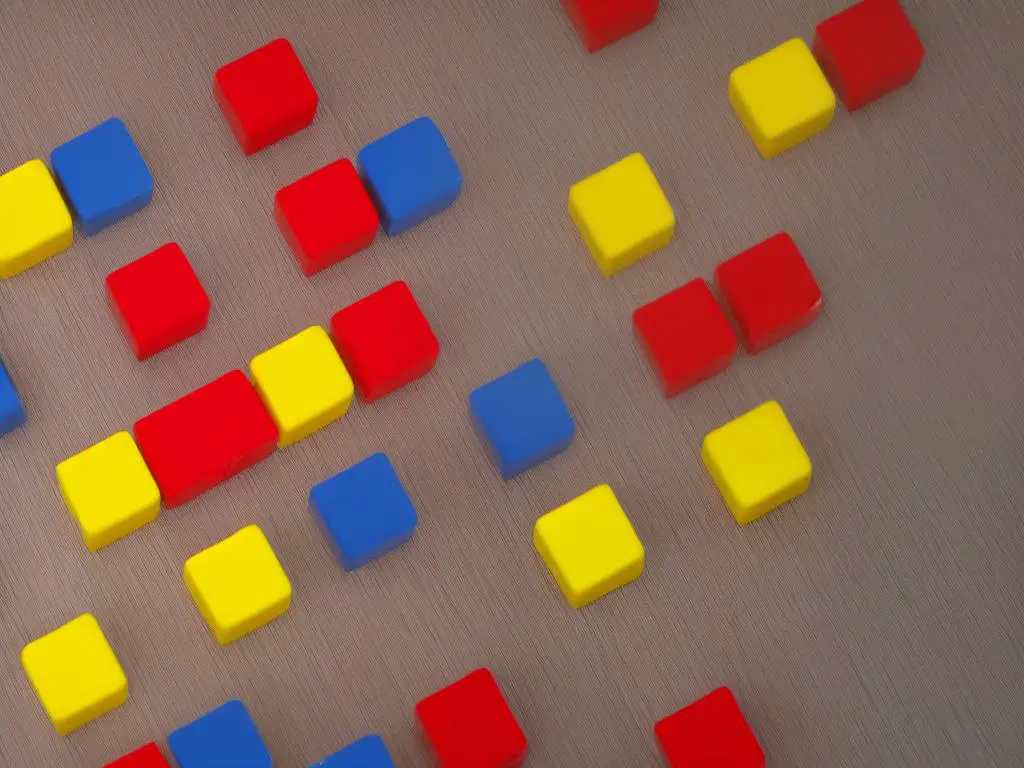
[655,687,765,767]
[416,668,527,768]
[104,743,170,767]
[330,281,440,403]
[633,279,738,397]
[106,243,211,360]
[813,0,925,111]
[275,159,380,276]
[561,0,659,53]
[213,38,318,154]
[715,233,822,355]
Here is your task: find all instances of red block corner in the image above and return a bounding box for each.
[655,687,765,768]
[561,0,659,53]
[104,742,170,767]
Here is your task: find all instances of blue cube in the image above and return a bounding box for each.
[50,117,153,235]
[313,734,396,768]
[168,700,271,768]
[357,116,461,236]
[0,360,26,437]
[310,453,418,571]
[469,358,576,480]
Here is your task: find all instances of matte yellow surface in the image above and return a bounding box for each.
[56,431,160,552]
[183,525,292,645]
[728,38,836,159]
[20,614,128,736]
[0,159,73,278]
[568,153,675,276]
[533,484,644,608]
[702,400,812,525]
[250,325,353,447]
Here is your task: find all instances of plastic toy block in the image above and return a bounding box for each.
[568,153,675,276]
[20,614,128,736]
[714,232,822,354]
[0,359,26,436]
[468,358,575,480]
[133,370,279,507]
[561,0,659,53]
[533,484,644,608]
[250,326,354,447]
[702,401,812,525]
[655,687,765,767]
[357,116,462,235]
[330,280,440,402]
[183,525,291,645]
[57,431,160,551]
[633,278,738,397]
[214,38,318,155]
[169,700,271,768]
[314,734,396,767]
[416,668,527,768]
[814,0,925,111]
[275,159,379,276]
[105,743,171,767]
[106,243,211,360]
[729,39,836,159]
[0,159,72,278]
[310,453,417,571]
[50,117,153,235]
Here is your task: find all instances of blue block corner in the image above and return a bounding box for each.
[0,360,26,437]
[168,699,272,768]
[313,734,396,768]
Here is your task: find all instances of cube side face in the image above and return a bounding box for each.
[0,360,27,435]
[169,700,272,768]
[318,734,396,767]
[0,159,73,278]
[562,0,659,52]
[104,742,170,767]
[655,687,765,768]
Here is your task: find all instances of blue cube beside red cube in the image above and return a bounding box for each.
[168,700,271,768]
[313,734,396,768]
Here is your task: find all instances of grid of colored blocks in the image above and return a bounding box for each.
[0,359,26,436]
[330,280,440,403]
[534,484,644,608]
[169,700,272,768]
[214,38,318,155]
[0,159,73,278]
[50,117,153,235]
[105,742,170,767]
[56,431,160,551]
[469,358,575,480]
[310,453,417,571]
[357,116,462,236]
[703,400,811,525]
[20,613,128,736]
[183,525,291,645]
[314,734,396,767]
[250,325,354,447]
[655,687,765,767]
[416,668,528,768]
[729,39,836,159]
[106,242,211,360]
[568,152,675,276]
[561,0,659,52]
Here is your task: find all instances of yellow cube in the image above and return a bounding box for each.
[568,153,675,277]
[702,400,812,525]
[21,613,128,735]
[184,525,292,645]
[56,431,160,551]
[533,484,644,608]
[250,325,353,448]
[0,159,73,278]
[729,39,836,159]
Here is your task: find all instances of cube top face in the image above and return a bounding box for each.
[561,0,659,53]
[105,742,171,767]
[183,525,292,645]
[250,325,354,447]
[633,278,738,396]
[702,401,811,525]
[357,116,462,236]
[275,159,380,276]
[468,358,576,480]
[0,359,26,436]
[316,734,396,767]
[568,152,675,276]
[0,159,73,278]
[50,117,153,235]
[715,232,822,354]
[214,38,318,155]
[415,668,528,768]
[330,280,440,402]
[533,484,644,608]
[56,431,161,551]
[655,687,765,768]
[169,700,272,768]
[106,243,211,360]
[20,613,128,736]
